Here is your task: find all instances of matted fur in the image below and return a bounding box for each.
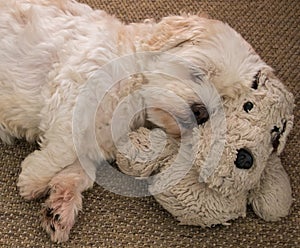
[0,0,294,242]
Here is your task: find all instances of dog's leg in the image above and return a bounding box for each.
[17,148,77,200]
[17,125,77,200]
[41,159,95,243]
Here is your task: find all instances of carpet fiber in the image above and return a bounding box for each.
[0,0,299,247]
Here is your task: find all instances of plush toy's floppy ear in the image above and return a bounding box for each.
[248,154,293,221]
[273,118,294,155]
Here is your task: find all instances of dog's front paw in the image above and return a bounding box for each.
[41,184,82,242]
[17,174,49,200]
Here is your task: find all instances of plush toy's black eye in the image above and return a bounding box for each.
[252,71,260,89]
[191,103,209,125]
[243,101,253,113]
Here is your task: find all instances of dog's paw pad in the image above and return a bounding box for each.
[41,204,73,243]
[45,208,53,217]
[41,186,82,242]
[50,223,56,232]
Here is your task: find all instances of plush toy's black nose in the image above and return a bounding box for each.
[234,149,253,169]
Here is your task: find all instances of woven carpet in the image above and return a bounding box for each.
[0,0,299,247]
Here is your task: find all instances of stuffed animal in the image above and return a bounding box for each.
[116,76,294,226]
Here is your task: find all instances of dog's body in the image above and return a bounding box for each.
[0,0,294,242]
[0,0,147,143]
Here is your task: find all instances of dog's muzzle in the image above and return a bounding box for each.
[234,149,253,169]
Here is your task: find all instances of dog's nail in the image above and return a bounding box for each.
[50,224,56,232]
[54,214,60,221]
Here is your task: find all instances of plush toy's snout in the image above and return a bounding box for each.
[234,149,254,169]
[116,120,293,227]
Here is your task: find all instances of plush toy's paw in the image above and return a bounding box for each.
[249,154,292,221]
[116,127,176,177]
[41,183,82,242]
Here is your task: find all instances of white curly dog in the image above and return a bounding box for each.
[0,0,294,242]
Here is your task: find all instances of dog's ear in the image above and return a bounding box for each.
[141,15,207,52]
[142,16,263,99]
[248,154,292,221]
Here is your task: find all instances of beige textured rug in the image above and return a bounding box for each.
[0,0,299,247]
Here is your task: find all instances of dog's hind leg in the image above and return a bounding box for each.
[40,159,95,243]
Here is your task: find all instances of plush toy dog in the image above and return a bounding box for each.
[116,100,294,227]
[115,66,295,227]
[0,0,294,242]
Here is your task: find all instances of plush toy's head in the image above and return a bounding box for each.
[116,72,294,226]
[115,14,295,227]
